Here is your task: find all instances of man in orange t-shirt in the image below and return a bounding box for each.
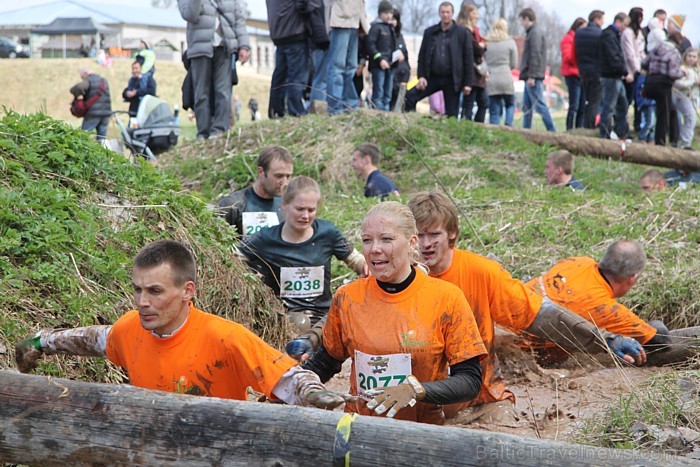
[16,240,351,409]
[525,239,666,348]
[406,192,647,419]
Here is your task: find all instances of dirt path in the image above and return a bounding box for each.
[323,333,677,443]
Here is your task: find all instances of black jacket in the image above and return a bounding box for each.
[267,0,320,45]
[574,22,602,75]
[367,20,396,71]
[417,21,473,92]
[599,25,627,78]
[122,74,157,115]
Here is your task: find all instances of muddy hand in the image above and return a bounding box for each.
[365,376,426,418]
[15,332,44,373]
[305,390,357,410]
[607,335,647,365]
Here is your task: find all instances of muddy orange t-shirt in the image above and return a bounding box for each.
[322,269,487,424]
[432,248,542,407]
[526,257,657,344]
[106,303,296,399]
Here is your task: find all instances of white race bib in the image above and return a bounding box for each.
[242,211,279,237]
[280,266,324,298]
[355,349,412,400]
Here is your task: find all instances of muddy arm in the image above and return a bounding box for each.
[16,326,112,373]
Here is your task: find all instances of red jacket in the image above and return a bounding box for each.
[560,29,579,77]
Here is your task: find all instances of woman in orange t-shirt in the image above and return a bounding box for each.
[304,202,487,424]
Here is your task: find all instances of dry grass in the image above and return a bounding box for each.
[0,57,272,140]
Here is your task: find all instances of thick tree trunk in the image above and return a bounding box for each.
[0,371,694,466]
[491,126,700,172]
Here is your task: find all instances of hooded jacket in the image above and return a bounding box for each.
[178,0,250,58]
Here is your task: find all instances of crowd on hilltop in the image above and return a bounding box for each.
[260,0,698,147]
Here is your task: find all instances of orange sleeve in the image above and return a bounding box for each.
[321,287,352,362]
[583,300,657,344]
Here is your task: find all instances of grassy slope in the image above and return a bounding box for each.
[0,111,291,378]
[164,110,699,329]
[0,58,271,141]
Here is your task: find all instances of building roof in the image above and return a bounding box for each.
[31,17,117,35]
[0,0,185,28]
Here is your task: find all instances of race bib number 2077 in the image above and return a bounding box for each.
[355,349,412,400]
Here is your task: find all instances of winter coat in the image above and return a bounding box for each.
[621,27,645,76]
[468,26,487,88]
[122,74,157,115]
[392,32,410,85]
[674,65,700,99]
[367,20,396,71]
[520,23,546,80]
[328,0,369,34]
[599,24,626,78]
[642,41,684,86]
[560,29,578,77]
[70,73,112,117]
[177,0,250,58]
[417,22,474,92]
[485,37,517,96]
[307,0,330,49]
[574,22,602,75]
[267,0,320,45]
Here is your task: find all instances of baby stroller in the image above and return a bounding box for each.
[112,95,180,160]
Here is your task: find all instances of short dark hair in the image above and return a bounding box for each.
[519,8,536,22]
[653,9,666,18]
[355,143,382,165]
[588,10,604,22]
[613,12,628,24]
[598,239,646,282]
[439,1,454,13]
[134,240,196,285]
[257,146,293,173]
[131,61,141,68]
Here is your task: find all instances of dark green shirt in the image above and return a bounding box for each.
[241,219,353,322]
[216,186,283,236]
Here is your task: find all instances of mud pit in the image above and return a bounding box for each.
[323,330,681,443]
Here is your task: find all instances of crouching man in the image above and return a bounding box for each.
[16,239,352,409]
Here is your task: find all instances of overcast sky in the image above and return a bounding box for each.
[1,0,697,46]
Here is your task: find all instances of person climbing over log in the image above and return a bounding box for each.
[404,191,646,422]
[15,239,353,410]
[525,239,699,366]
[303,201,488,424]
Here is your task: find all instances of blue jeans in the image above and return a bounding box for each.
[488,94,515,126]
[309,48,330,102]
[326,28,359,114]
[522,79,555,132]
[269,40,309,117]
[565,76,586,130]
[82,115,110,140]
[370,68,393,111]
[599,77,628,138]
[638,105,656,142]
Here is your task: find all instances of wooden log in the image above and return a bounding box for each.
[0,371,693,466]
[489,125,700,172]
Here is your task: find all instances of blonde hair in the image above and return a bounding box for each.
[362,202,422,267]
[486,18,510,41]
[283,176,321,204]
